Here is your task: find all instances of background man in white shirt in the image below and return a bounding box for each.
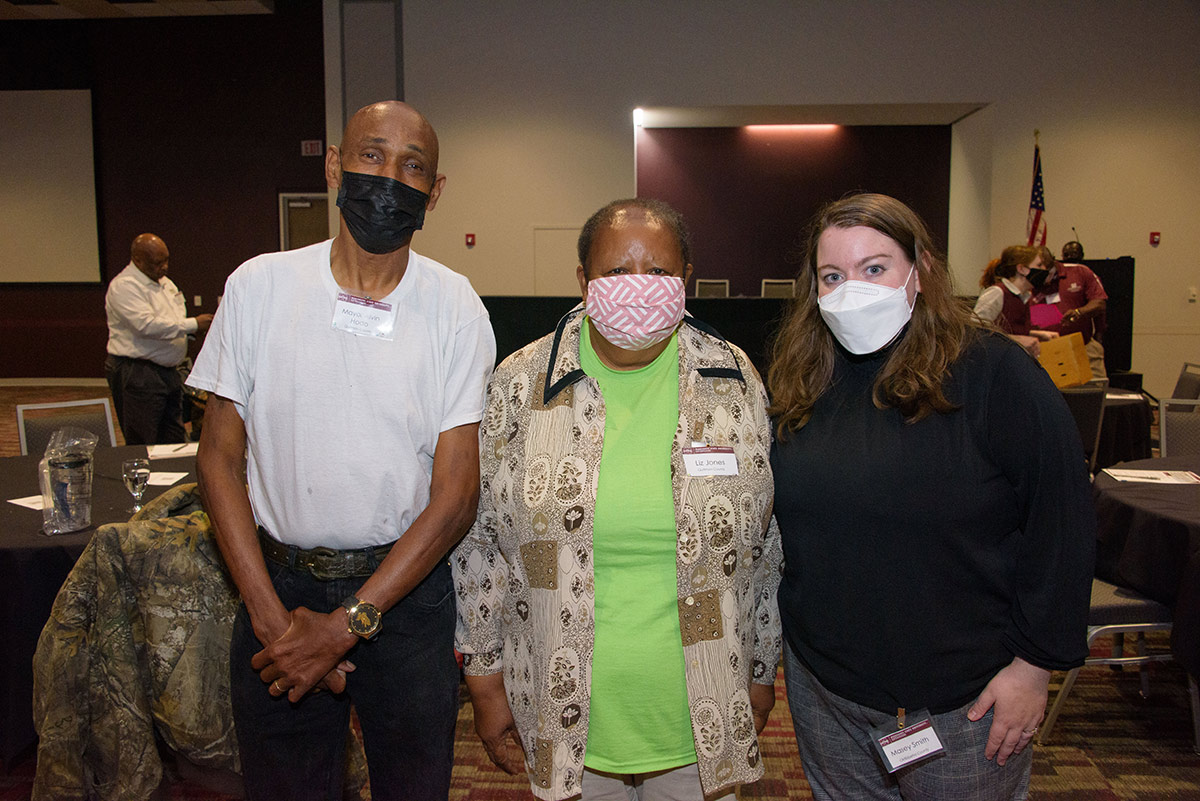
[104,233,213,444]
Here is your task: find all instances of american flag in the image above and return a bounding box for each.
[1026,144,1047,247]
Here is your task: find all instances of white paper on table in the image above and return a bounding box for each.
[148,471,189,486]
[148,442,198,459]
[8,495,45,510]
[1103,468,1200,484]
[1105,390,1143,400]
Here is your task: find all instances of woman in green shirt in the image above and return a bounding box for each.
[453,199,782,801]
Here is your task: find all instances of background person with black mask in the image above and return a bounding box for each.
[1031,242,1109,378]
[972,244,1058,357]
[189,101,495,801]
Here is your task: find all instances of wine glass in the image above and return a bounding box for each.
[121,458,151,513]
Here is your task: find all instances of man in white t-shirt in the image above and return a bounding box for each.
[188,101,495,801]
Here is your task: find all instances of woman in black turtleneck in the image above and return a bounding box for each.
[767,194,1094,801]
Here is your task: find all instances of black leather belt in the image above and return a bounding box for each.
[258,527,393,580]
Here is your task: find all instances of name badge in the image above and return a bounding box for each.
[331,292,397,340]
[870,710,945,773]
[1045,292,1061,303]
[682,446,738,476]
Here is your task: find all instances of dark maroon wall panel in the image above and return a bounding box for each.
[636,125,951,297]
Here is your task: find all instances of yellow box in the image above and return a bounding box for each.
[1037,332,1091,388]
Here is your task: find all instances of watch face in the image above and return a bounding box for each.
[348,602,382,638]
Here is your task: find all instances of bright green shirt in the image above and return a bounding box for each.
[579,319,696,773]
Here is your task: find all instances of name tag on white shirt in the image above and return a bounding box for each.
[331,292,397,340]
[682,446,738,476]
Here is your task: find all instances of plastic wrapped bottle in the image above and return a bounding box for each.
[38,427,99,534]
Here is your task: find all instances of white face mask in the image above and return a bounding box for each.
[817,265,916,355]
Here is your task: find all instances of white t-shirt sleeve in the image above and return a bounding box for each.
[440,307,497,432]
[187,268,254,408]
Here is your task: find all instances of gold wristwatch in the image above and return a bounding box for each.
[342,595,382,640]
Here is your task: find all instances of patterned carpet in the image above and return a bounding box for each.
[4,648,1198,800]
[457,655,1200,800]
[3,386,1200,798]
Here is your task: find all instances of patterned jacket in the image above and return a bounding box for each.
[453,307,783,801]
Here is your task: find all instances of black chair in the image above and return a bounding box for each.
[1038,578,1200,753]
[1172,363,1200,400]
[1143,361,1200,409]
[15,398,117,456]
[1160,398,1200,457]
[1059,379,1108,472]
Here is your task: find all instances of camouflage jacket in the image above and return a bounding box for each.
[453,308,783,801]
[32,484,369,801]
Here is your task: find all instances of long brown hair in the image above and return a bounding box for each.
[768,193,979,437]
[979,244,1038,289]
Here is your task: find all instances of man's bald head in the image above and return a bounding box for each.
[131,233,170,282]
[341,101,440,180]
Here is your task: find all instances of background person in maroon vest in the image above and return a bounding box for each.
[973,245,1058,357]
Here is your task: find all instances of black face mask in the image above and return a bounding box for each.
[336,170,430,255]
[1027,268,1050,289]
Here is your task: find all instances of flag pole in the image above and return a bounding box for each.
[1026,134,1047,247]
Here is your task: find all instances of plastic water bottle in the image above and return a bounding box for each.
[39,452,93,533]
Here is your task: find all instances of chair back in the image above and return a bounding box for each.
[1171,362,1200,400]
[1059,379,1108,472]
[1160,398,1200,457]
[16,398,117,456]
[761,279,796,298]
[694,279,729,298]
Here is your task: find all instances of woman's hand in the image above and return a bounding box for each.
[1031,329,1060,341]
[966,656,1051,765]
[1012,334,1042,358]
[750,682,776,733]
[465,672,527,775]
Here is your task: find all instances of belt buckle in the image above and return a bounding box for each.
[307,546,349,581]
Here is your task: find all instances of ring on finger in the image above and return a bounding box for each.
[271,679,284,693]
[1022,726,1038,736]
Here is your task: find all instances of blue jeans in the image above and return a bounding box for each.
[783,643,1031,801]
[230,558,459,801]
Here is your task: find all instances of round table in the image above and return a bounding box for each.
[1094,455,1200,675]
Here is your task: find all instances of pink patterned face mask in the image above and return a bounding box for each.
[584,274,686,351]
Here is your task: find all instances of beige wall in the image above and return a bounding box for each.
[392,0,1199,398]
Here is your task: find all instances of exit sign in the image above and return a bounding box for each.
[301,140,324,157]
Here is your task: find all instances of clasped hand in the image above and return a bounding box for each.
[250,606,357,702]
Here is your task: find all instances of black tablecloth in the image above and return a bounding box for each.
[1093,455,1200,675]
[1095,391,1153,471]
[0,445,196,768]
